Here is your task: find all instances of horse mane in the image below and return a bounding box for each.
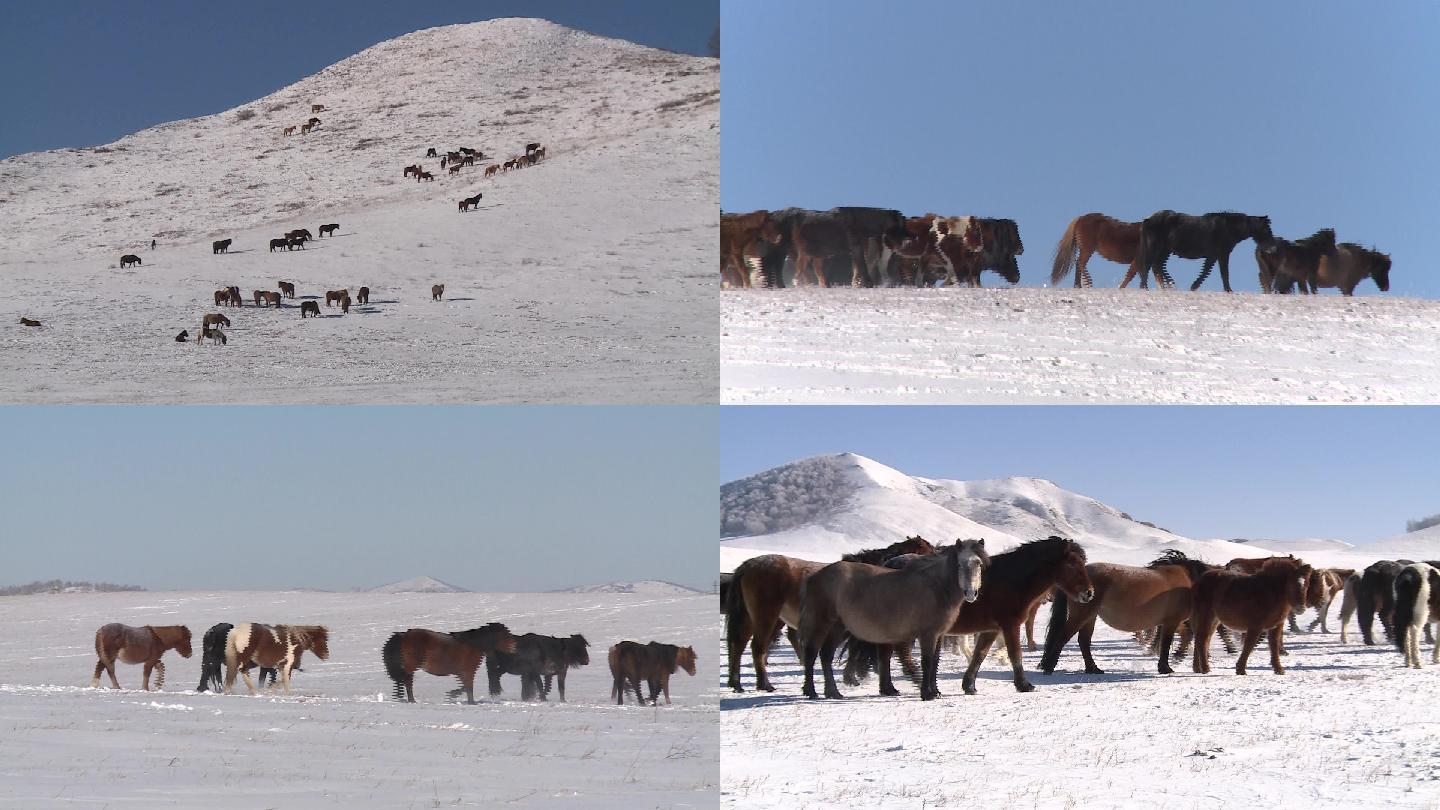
[1147,548,1216,582]
[286,625,330,660]
[649,641,679,672]
[566,634,590,665]
[1294,228,1336,251]
[985,535,1083,586]
[843,535,934,565]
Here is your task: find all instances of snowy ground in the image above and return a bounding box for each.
[721,288,1440,404]
[0,591,718,808]
[0,20,718,403]
[720,617,1440,809]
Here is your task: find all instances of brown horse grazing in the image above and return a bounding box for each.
[431,284,445,301]
[325,289,347,307]
[318,223,339,237]
[382,624,517,704]
[203,313,231,329]
[1191,557,1311,675]
[720,210,784,288]
[92,623,192,690]
[1051,213,1142,288]
[223,623,330,695]
[418,171,435,182]
[278,281,296,298]
[19,317,41,327]
[849,536,1094,695]
[120,254,142,268]
[283,126,296,136]
[339,294,351,314]
[300,300,320,318]
[1281,243,1391,296]
[356,286,370,304]
[724,535,937,693]
[609,641,697,705]
[1041,549,1219,676]
[799,540,989,701]
[449,164,463,176]
[1255,229,1338,294]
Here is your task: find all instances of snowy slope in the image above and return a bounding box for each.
[0,590,717,808]
[561,580,706,595]
[0,19,718,403]
[1364,524,1440,560]
[367,575,468,593]
[722,288,1440,404]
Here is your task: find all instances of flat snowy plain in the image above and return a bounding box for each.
[0,591,718,808]
[721,288,1440,404]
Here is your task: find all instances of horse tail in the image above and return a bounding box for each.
[724,563,751,686]
[1050,216,1079,285]
[381,632,408,700]
[1039,588,1070,673]
[1393,566,1428,653]
[840,635,877,686]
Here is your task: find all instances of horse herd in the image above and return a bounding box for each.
[720,208,1392,296]
[89,620,697,707]
[406,141,546,210]
[724,535,1440,702]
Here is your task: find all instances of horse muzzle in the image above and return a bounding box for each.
[962,588,980,603]
[1076,589,1095,604]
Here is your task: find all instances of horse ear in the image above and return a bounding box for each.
[975,538,984,548]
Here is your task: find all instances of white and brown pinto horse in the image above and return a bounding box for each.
[92,623,192,690]
[224,623,329,695]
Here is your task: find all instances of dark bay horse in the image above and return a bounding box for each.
[847,536,1094,695]
[1191,557,1310,675]
[725,535,937,693]
[224,623,329,695]
[1358,560,1408,645]
[1051,213,1141,288]
[1274,243,1391,296]
[1133,210,1272,291]
[197,623,276,692]
[720,210,784,288]
[974,218,1023,285]
[609,641,697,705]
[1041,549,1217,676]
[486,633,590,701]
[92,623,192,690]
[799,540,989,701]
[1255,229,1337,293]
[383,624,516,703]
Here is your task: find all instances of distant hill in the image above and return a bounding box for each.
[366,576,468,594]
[557,580,704,595]
[0,580,146,596]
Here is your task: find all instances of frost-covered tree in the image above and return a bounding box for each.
[1406,513,1440,533]
[721,457,855,537]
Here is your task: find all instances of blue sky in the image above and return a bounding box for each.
[721,0,1439,297]
[0,0,716,160]
[0,407,718,591]
[721,406,1440,545]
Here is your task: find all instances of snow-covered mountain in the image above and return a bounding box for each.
[367,576,468,594]
[559,580,704,595]
[1364,524,1440,561]
[720,453,1412,572]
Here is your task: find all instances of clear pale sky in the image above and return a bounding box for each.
[721,0,1440,297]
[0,0,717,160]
[720,406,1440,545]
[0,407,717,592]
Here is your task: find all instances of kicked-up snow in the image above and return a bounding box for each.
[0,19,719,403]
[0,590,718,808]
[721,288,1440,404]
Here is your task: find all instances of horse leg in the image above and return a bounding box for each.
[1075,246,1094,288]
[751,614,784,693]
[999,624,1033,692]
[1192,616,1215,674]
[819,632,844,700]
[557,670,567,702]
[917,633,940,701]
[1358,596,1377,645]
[1235,629,1260,675]
[612,674,625,705]
[801,630,821,700]
[962,631,998,695]
[1218,254,1234,293]
[240,666,257,695]
[1191,258,1216,292]
[1217,625,1237,655]
[1288,611,1303,634]
[1156,623,1177,675]
[1077,617,1104,675]
[1269,627,1285,674]
[876,644,898,697]
[143,661,154,691]
[1173,622,1192,660]
[1025,604,1040,651]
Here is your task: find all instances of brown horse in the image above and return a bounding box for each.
[1255,229,1338,293]
[609,641,697,705]
[278,281,296,298]
[484,164,500,178]
[720,210,784,288]
[92,623,192,690]
[339,294,351,314]
[318,223,339,237]
[848,536,1094,695]
[383,624,517,704]
[214,289,232,307]
[1296,567,1353,633]
[356,286,370,304]
[724,535,937,692]
[799,540,989,701]
[223,623,329,694]
[325,289,347,307]
[1051,213,1142,288]
[1300,243,1391,296]
[120,254,142,268]
[203,313,231,329]
[1191,557,1311,675]
[1041,549,1219,676]
[431,284,445,301]
[254,290,282,308]
[486,633,591,701]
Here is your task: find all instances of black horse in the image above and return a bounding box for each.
[196,623,276,692]
[976,218,1023,285]
[1357,560,1410,645]
[1135,211,1272,291]
[1255,228,1337,293]
[486,633,590,701]
[212,238,232,255]
[269,238,290,252]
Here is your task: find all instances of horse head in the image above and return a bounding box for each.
[567,634,591,666]
[158,625,194,658]
[952,538,989,603]
[675,646,697,676]
[899,534,936,556]
[1055,537,1094,603]
[1369,251,1392,291]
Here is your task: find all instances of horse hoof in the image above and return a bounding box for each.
[1084,667,1105,675]
[1016,681,1035,693]
[759,684,776,693]
[824,689,844,700]
[1158,666,1174,675]
[963,686,977,696]
[879,688,900,697]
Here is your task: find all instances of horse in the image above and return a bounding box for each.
[1041,549,1218,676]
[300,301,320,318]
[318,223,339,237]
[1358,560,1407,644]
[525,142,541,154]
[968,218,1023,286]
[223,623,329,695]
[356,286,369,304]
[174,329,189,342]
[418,171,434,182]
[120,254,142,268]
[1298,568,1353,633]
[799,539,989,701]
[1276,243,1391,296]
[431,284,445,301]
[325,289,347,307]
[787,208,905,287]
[382,624,516,704]
[1393,563,1440,667]
[19,316,41,327]
[1336,572,1362,642]
[1050,213,1142,288]
[720,210,784,288]
[1190,556,1310,675]
[339,294,350,314]
[1132,210,1272,291]
[404,164,421,178]
[311,103,325,113]
[609,641,696,705]
[287,238,306,250]
[212,238,232,254]
[278,281,296,298]
[92,623,192,690]
[283,126,296,136]
[213,289,232,307]
[269,238,290,252]
[426,147,437,157]
[203,313,231,329]
[254,290,281,308]
[1255,229,1338,293]
[847,536,1094,695]
[300,123,313,135]
[486,633,590,701]
[724,535,937,693]
[459,194,482,212]
[532,146,546,162]
[930,216,985,286]
[201,325,227,345]
[449,164,463,176]
[196,623,276,692]
[484,164,500,178]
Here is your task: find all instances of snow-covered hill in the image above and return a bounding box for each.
[722,288,1440,404]
[720,453,1414,572]
[0,19,718,403]
[1364,523,1440,561]
[559,580,705,595]
[366,576,468,594]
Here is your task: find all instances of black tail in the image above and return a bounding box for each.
[1039,588,1069,673]
[841,635,878,686]
[1393,567,1423,653]
[381,632,408,700]
[196,623,232,692]
[724,565,751,687]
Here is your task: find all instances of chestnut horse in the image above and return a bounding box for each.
[847,535,1095,695]
[1274,243,1391,296]
[224,623,330,694]
[720,210,783,288]
[1050,213,1141,288]
[1191,557,1310,675]
[383,624,516,704]
[799,539,989,701]
[609,641,697,705]
[724,535,937,693]
[1041,549,1219,676]
[278,281,296,298]
[92,623,192,690]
